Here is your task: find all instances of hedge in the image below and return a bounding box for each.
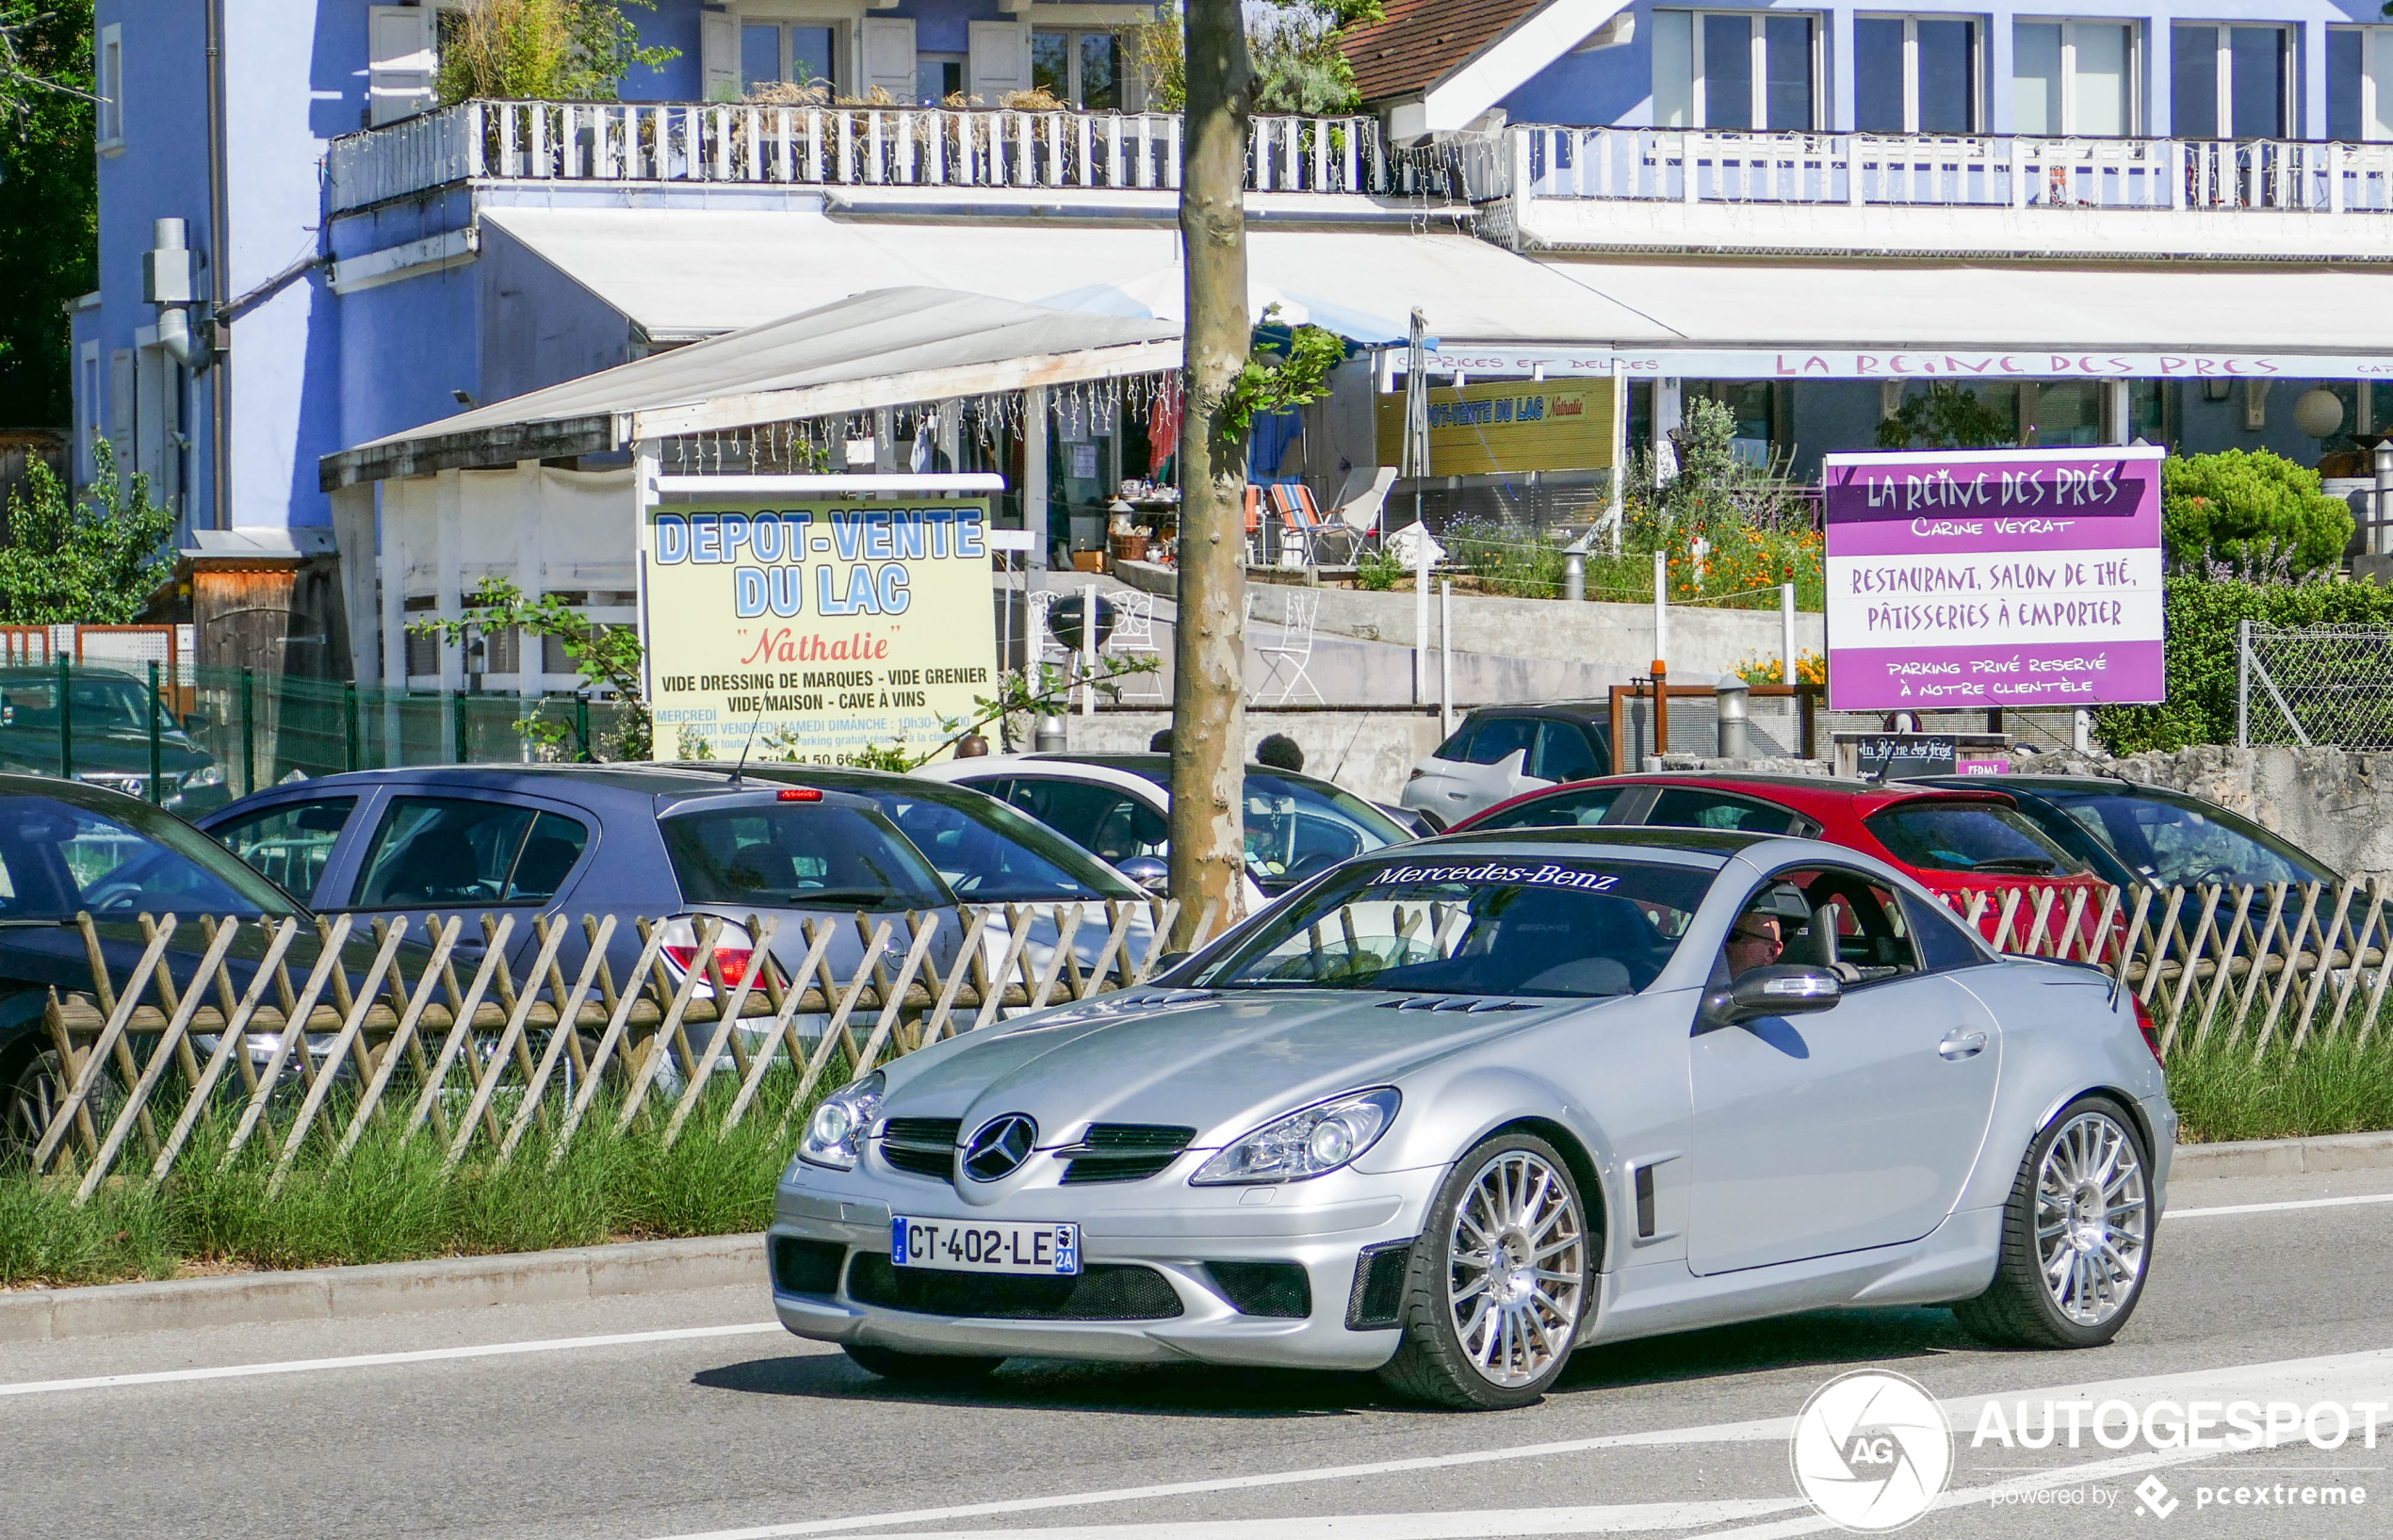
[2095,577,2393,754]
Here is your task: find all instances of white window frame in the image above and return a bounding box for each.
[736,17,848,93]
[1855,14,1981,135]
[2332,25,2393,141]
[2016,18,2141,138]
[2182,22,2287,140]
[1030,26,1139,111]
[97,24,123,152]
[1656,10,1821,133]
[76,341,101,485]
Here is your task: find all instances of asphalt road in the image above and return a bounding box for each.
[8,1164,2393,1540]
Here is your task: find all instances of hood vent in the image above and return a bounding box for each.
[1378,996,1539,1013]
[877,1116,961,1179]
[1058,1122,1197,1185]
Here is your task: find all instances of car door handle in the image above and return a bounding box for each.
[1937,1030,1988,1061]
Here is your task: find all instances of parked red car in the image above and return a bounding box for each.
[1450,772,2115,953]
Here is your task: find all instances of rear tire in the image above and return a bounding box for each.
[1955,1095,2154,1350]
[841,1343,1005,1382]
[1377,1131,1592,1410]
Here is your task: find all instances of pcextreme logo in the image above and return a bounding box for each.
[1791,1370,1955,1532]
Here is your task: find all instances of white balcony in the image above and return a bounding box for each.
[1507,126,2393,261]
[327,100,1425,216]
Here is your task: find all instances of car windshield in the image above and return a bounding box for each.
[661,802,952,911]
[1195,854,1712,997]
[0,673,172,735]
[0,792,301,921]
[1108,762,1408,892]
[2039,789,2328,887]
[1864,801,2087,877]
[857,784,1138,902]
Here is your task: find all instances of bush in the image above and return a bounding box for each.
[2162,449,2353,579]
[434,0,676,105]
[1442,515,1568,598]
[2093,575,2393,754]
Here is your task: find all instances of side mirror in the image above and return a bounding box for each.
[1704,964,1842,1028]
[1115,855,1170,896]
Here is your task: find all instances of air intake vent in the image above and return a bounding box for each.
[1059,1123,1196,1185]
[1345,1239,1415,1330]
[771,1236,844,1296]
[877,1117,961,1180]
[847,1256,1183,1320]
[1209,1261,1312,1319]
[1377,997,1538,1013]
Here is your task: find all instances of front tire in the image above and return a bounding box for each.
[841,1343,1005,1382]
[1378,1130,1592,1410]
[1955,1095,2154,1349]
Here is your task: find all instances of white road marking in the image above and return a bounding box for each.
[633,1346,2393,1540]
[0,1321,784,1398]
[748,1500,1808,1540]
[2170,1191,2393,1220]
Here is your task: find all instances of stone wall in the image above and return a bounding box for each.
[1059,709,1449,806]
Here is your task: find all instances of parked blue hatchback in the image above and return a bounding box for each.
[194,765,969,1000]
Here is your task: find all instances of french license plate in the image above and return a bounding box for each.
[892,1216,1081,1275]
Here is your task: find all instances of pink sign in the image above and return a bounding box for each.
[1821,446,2167,713]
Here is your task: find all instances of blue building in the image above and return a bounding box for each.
[71,0,2393,683]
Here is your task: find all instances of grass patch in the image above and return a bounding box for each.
[0,1062,842,1290]
[2166,1021,2393,1144]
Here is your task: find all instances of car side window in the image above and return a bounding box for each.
[1648,787,1805,835]
[1473,785,1623,832]
[1004,777,1167,865]
[1901,889,1988,973]
[1429,721,1478,763]
[351,797,587,908]
[1462,716,1536,767]
[207,796,358,898]
[1531,721,1602,783]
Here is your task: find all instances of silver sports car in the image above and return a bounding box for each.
[768,827,2175,1409]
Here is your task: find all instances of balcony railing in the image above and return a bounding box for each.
[1513,126,2393,213]
[328,100,1422,214]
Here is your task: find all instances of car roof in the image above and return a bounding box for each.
[1505,770,2014,813]
[1025,752,1355,792]
[1413,824,1775,860]
[206,763,887,816]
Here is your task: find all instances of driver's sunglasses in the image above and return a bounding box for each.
[1731,927,1783,948]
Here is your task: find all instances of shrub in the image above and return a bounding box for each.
[1875,382,2017,450]
[434,0,676,105]
[2161,449,2353,579]
[1442,515,1568,598]
[1736,651,1827,687]
[2093,575,2393,754]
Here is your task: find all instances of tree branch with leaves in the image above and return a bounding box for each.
[406,577,651,760]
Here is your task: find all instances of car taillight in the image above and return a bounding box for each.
[1406,769,1425,782]
[665,944,755,989]
[2131,995,2165,1066]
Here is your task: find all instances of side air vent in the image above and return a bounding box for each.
[1058,1123,1197,1185]
[878,1117,961,1180]
[1377,997,1538,1013]
[1345,1239,1415,1330]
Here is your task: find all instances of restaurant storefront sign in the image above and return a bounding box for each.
[1820,446,2166,714]
[639,495,998,762]
[1376,378,1618,476]
[1417,348,2393,381]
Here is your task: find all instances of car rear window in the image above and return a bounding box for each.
[661,802,950,912]
[1864,801,2087,878]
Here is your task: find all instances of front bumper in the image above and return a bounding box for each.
[767,1161,1441,1370]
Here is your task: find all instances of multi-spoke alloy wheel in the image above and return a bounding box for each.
[2035,1110,2149,1326]
[1380,1131,1591,1409]
[1957,1096,2157,1350]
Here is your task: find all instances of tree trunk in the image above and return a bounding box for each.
[1167,0,1253,950]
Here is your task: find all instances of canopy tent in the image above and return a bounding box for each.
[321,287,1180,488]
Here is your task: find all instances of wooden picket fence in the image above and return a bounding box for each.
[1947,879,2393,1061]
[27,900,1199,1203]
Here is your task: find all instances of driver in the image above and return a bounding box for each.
[1724,911,1785,980]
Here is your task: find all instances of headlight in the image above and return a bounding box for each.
[1190,1087,1399,1185]
[182,765,224,789]
[798,1072,884,1171]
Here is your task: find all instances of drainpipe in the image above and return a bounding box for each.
[204,0,231,528]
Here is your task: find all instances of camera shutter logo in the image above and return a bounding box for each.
[962,1114,1038,1181]
[1790,1370,1952,1531]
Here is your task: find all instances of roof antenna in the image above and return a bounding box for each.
[732,705,764,786]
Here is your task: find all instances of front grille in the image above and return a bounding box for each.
[1345,1239,1416,1330]
[878,1117,961,1180]
[1060,1123,1197,1185]
[847,1255,1183,1320]
[1208,1261,1312,1319]
[772,1236,845,1296]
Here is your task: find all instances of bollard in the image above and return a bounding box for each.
[1649,659,1670,770]
[1564,546,1586,603]
[1716,678,1750,761]
[1034,710,1068,752]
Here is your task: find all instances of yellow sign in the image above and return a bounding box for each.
[640,498,998,763]
[1376,380,1617,477]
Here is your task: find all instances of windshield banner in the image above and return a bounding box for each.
[1819,446,2166,713]
[639,497,998,763]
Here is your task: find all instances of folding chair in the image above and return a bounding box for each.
[1102,589,1165,702]
[1242,485,1266,567]
[1267,483,1330,569]
[1247,589,1324,705]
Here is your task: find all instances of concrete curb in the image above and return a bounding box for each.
[0,1233,766,1345]
[2172,1130,2393,1180]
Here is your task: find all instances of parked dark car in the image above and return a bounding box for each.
[0,666,227,815]
[196,765,969,1003]
[1399,703,1616,828]
[1913,774,2342,892]
[0,773,377,1158]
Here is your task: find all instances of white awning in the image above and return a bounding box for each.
[1425,257,2393,378]
[478,206,1652,346]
